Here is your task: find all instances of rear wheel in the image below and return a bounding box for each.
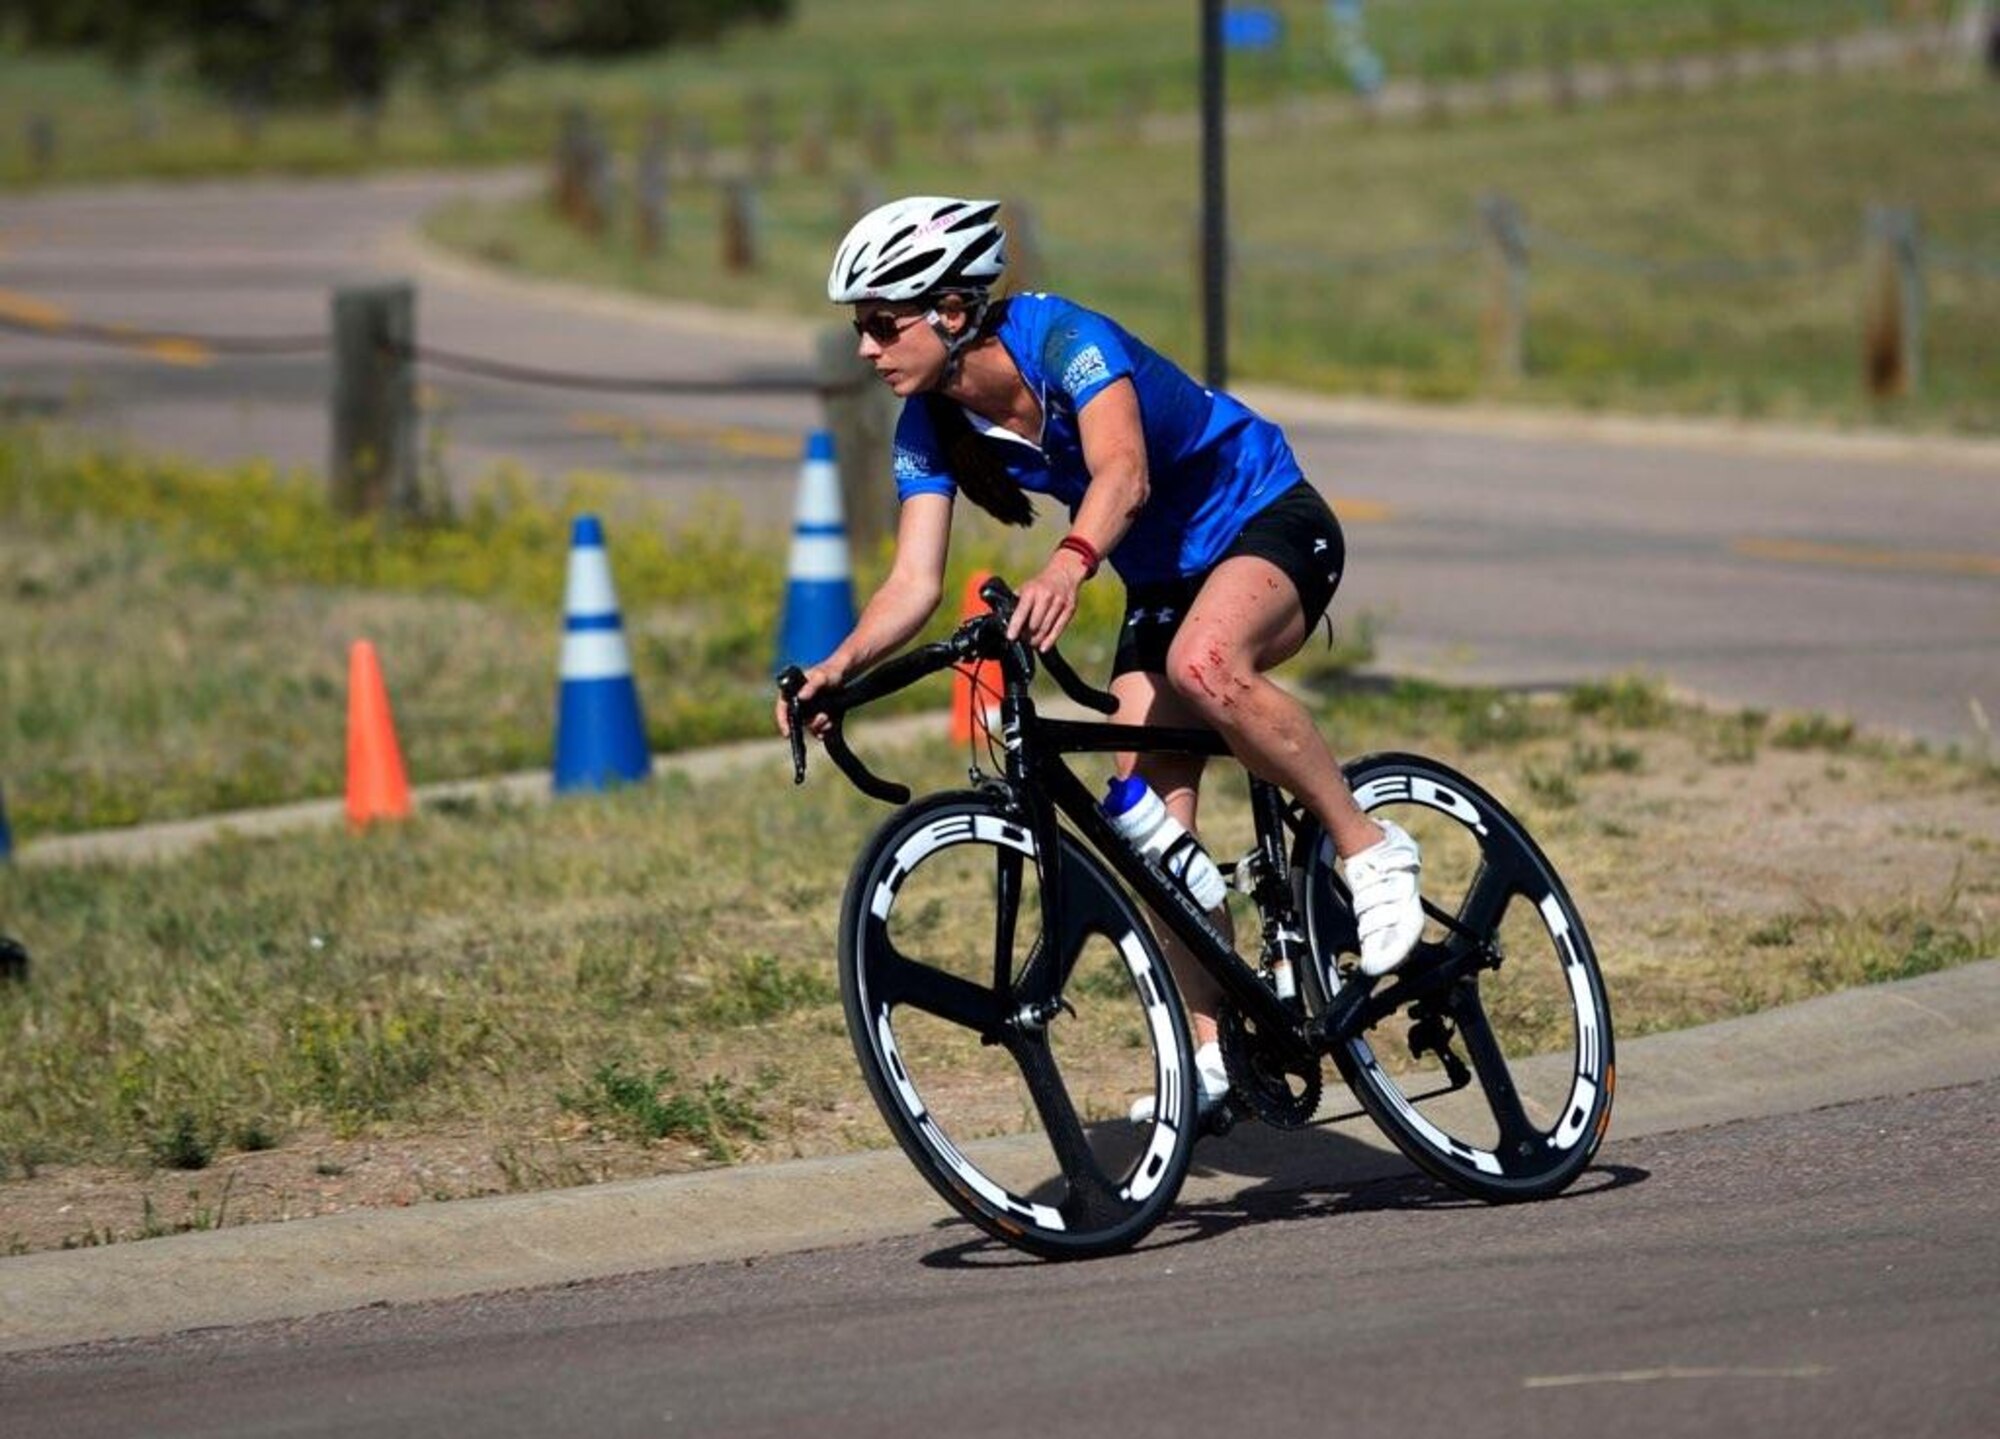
[1295,754,1615,1201]
[838,791,1198,1259]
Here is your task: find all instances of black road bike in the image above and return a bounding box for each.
[779,580,1614,1260]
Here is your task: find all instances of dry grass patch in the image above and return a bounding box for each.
[1,678,1993,1253]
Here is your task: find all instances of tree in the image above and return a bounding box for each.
[13,0,795,108]
[523,0,792,56]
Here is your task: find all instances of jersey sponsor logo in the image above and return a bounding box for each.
[1061,343,1111,394]
[892,444,931,481]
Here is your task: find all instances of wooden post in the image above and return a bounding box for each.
[1863,206,1925,400]
[941,102,977,166]
[552,106,580,219]
[1003,197,1044,294]
[911,80,941,134]
[1546,24,1578,109]
[815,325,898,556]
[635,118,669,257]
[581,121,614,237]
[983,82,1016,132]
[746,89,778,182]
[682,115,712,185]
[1478,193,1529,384]
[721,180,761,273]
[1032,89,1066,154]
[1490,32,1522,115]
[843,176,885,225]
[864,105,897,170]
[330,283,421,519]
[25,114,56,178]
[796,110,830,177]
[831,80,864,140]
[1116,74,1153,145]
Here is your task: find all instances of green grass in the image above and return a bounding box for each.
[1,418,1990,1221]
[426,65,2000,432]
[0,666,1990,1197]
[0,424,1142,836]
[0,1,1919,189]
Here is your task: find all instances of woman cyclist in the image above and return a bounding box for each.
[777,196,1423,1124]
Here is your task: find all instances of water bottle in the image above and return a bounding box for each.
[1102,775,1227,912]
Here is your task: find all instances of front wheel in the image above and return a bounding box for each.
[838,791,1199,1259]
[1294,753,1615,1202]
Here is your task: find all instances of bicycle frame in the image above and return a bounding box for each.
[780,579,1482,1060]
[992,659,1309,1048]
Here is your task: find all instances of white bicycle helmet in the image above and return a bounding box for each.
[827,196,1007,304]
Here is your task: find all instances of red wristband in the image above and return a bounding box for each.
[1056,534,1101,580]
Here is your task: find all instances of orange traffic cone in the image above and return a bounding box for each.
[346,640,412,828]
[949,570,1001,743]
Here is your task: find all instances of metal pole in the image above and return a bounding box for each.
[1200,0,1228,388]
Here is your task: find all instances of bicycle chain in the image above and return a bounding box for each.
[1216,1002,1323,1128]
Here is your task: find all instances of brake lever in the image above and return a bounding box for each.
[978,576,1117,715]
[775,665,809,784]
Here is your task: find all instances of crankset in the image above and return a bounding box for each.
[1216,1003,1323,1128]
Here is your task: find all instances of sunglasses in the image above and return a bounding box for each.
[851,310,925,345]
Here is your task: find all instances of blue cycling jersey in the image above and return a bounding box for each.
[890,292,1305,586]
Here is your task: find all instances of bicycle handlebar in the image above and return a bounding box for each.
[777,577,1119,803]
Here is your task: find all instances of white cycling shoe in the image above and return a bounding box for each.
[1344,818,1425,977]
[1128,1040,1231,1128]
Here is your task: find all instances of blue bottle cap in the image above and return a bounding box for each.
[1102,774,1148,816]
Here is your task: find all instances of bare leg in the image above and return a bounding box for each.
[1109,671,1232,1050]
[1164,556,1386,862]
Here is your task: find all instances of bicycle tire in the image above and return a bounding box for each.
[838,790,1199,1259]
[1294,753,1615,1202]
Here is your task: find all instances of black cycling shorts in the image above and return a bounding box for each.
[1111,480,1346,678]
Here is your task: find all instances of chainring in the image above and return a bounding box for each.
[1216,1002,1323,1128]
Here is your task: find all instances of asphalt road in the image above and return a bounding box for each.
[2,174,1995,747]
[2,1078,1993,1439]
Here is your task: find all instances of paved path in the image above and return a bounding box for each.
[2,168,1995,750]
[1,963,1995,1438]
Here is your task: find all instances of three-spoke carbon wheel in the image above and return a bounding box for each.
[1295,754,1615,1201]
[838,791,1199,1259]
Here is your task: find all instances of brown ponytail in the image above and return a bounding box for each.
[922,297,1035,528]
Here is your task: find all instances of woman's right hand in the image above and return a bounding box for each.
[775,662,846,739]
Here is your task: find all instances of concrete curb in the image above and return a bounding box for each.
[11,713,946,869]
[2,960,1993,1355]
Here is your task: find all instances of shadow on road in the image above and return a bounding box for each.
[915,1110,1649,1268]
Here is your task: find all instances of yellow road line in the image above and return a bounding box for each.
[1525,1365,1832,1389]
[1332,496,1393,523]
[570,410,800,461]
[1734,536,2000,579]
[0,287,69,329]
[138,338,214,367]
[0,288,213,366]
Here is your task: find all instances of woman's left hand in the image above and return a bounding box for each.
[1008,551,1088,651]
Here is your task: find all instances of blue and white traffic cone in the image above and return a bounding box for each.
[553,515,652,793]
[774,431,857,672]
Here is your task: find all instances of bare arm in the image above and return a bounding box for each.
[777,492,953,736]
[1008,377,1149,649]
